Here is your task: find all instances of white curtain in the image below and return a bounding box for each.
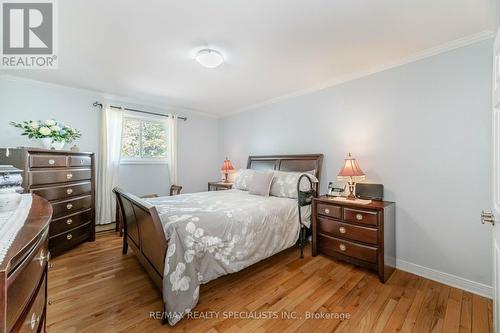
[166,115,178,185]
[96,105,123,225]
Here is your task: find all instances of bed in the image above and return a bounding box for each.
[113,154,323,325]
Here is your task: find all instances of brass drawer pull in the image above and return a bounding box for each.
[35,249,48,266]
[28,312,40,330]
[66,233,73,240]
[339,244,347,251]
[66,218,73,225]
[324,208,330,214]
[66,203,73,210]
[66,173,73,179]
[356,213,363,221]
[48,159,55,165]
[339,226,346,234]
[47,251,53,269]
[67,188,73,195]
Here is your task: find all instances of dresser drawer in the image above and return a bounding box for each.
[16,275,46,333]
[317,203,342,219]
[30,154,67,168]
[51,195,92,219]
[68,155,91,167]
[318,234,378,264]
[50,209,92,236]
[49,223,91,254]
[6,236,48,332]
[31,181,91,201]
[317,217,378,245]
[30,169,92,186]
[344,208,378,226]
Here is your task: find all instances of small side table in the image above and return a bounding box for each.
[208,181,234,191]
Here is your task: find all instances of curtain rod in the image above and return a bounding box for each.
[92,102,187,121]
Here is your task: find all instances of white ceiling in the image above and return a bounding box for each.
[2,0,495,116]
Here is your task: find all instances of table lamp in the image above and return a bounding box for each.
[337,153,365,200]
[220,157,235,183]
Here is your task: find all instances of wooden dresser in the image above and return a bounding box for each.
[0,195,52,333]
[0,148,95,256]
[312,196,396,282]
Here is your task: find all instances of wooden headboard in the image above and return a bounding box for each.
[247,154,324,187]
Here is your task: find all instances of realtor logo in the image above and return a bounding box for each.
[1,0,58,68]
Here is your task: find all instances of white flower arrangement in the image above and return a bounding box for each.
[10,119,82,143]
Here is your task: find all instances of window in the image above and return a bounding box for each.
[120,114,168,164]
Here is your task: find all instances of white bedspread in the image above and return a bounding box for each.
[144,189,307,325]
[0,194,32,265]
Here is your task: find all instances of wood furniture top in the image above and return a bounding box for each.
[0,195,52,274]
[46,232,492,333]
[313,195,394,209]
[0,194,52,333]
[207,181,233,191]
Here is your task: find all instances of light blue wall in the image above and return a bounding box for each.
[0,77,220,195]
[219,40,494,286]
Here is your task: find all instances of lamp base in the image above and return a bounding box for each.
[347,181,356,200]
[223,173,229,183]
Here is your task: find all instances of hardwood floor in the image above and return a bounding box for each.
[47,232,492,333]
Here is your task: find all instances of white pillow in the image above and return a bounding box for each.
[234,169,255,191]
[270,170,318,199]
[248,171,274,197]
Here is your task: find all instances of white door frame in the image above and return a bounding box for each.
[492,26,500,333]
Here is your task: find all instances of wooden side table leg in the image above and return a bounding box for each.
[115,200,123,237]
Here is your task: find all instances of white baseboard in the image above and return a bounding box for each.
[396,259,493,299]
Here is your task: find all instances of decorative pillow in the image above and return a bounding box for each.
[234,169,255,190]
[248,171,274,197]
[270,170,318,199]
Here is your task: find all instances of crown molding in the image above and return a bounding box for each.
[223,30,495,118]
[1,29,495,119]
[0,74,218,119]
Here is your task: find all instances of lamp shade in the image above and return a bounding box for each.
[220,158,235,172]
[337,153,365,180]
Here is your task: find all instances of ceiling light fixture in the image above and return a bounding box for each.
[195,49,224,68]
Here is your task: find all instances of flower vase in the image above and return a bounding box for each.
[40,138,52,149]
[51,141,65,150]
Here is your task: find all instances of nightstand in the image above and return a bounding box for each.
[208,181,234,191]
[312,195,396,283]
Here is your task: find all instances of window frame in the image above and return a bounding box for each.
[119,112,169,165]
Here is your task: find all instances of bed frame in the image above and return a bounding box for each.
[113,154,323,321]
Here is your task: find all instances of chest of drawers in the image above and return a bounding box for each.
[0,195,52,333]
[312,196,396,282]
[0,148,95,256]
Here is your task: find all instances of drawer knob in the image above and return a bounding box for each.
[67,188,73,194]
[28,312,40,330]
[67,173,73,179]
[66,203,73,210]
[35,249,48,266]
[48,159,55,165]
[47,251,53,269]
[80,160,84,164]
[66,218,73,225]
[339,244,347,251]
[356,213,363,221]
[67,233,73,240]
[324,208,330,214]
[339,226,346,234]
